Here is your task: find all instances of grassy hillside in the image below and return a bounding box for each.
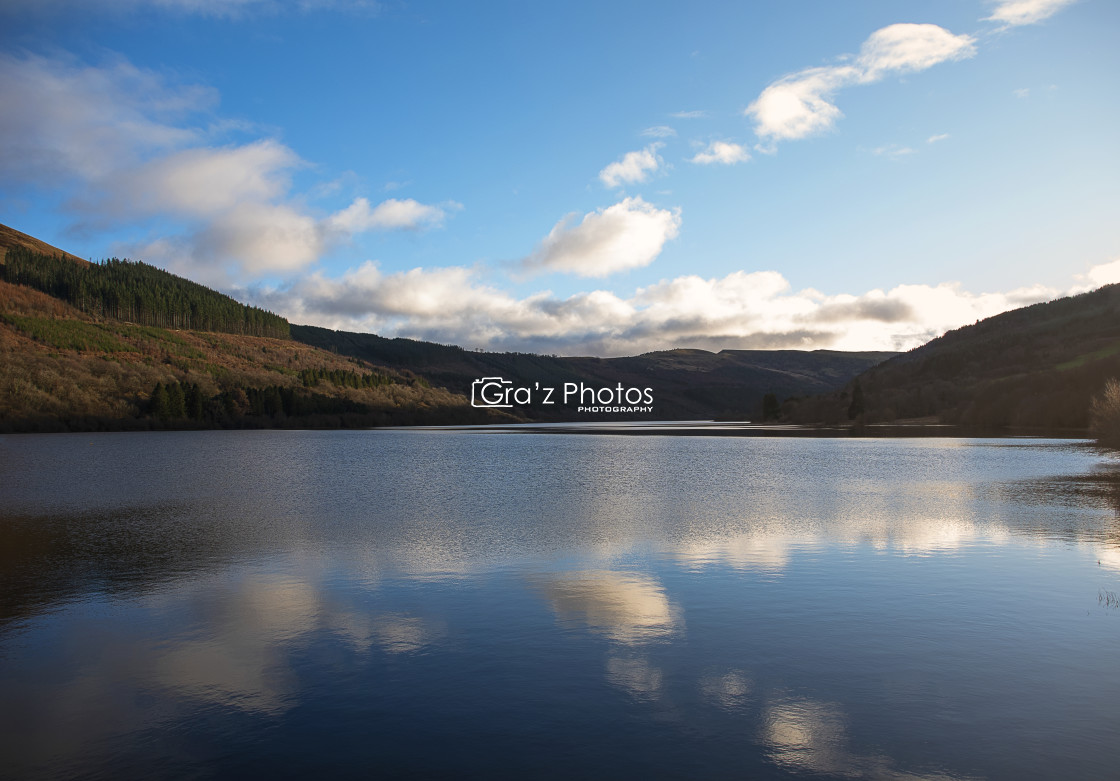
[787,284,1120,431]
[291,324,894,420]
[0,223,89,266]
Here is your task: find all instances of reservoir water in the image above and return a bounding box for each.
[2,430,1119,779]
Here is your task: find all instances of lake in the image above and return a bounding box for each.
[2,430,1119,779]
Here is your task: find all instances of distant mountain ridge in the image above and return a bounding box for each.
[290,324,894,420]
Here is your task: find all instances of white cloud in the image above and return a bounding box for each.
[324,197,452,233]
[746,65,855,144]
[671,110,708,119]
[93,140,301,218]
[1,51,452,282]
[1014,87,1031,98]
[927,133,950,144]
[252,261,1093,358]
[599,143,664,188]
[198,202,325,274]
[0,52,211,184]
[854,23,977,81]
[984,0,1077,26]
[129,191,453,282]
[642,126,676,138]
[521,197,681,278]
[1072,258,1120,293]
[121,200,327,284]
[871,144,915,159]
[689,141,751,166]
[746,24,975,145]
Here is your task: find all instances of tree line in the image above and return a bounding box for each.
[142,379,482,430]
[148,380,372,424]
[1,247,290,338]
[298,366,404,389]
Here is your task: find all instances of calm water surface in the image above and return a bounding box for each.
[2,430,1119,779]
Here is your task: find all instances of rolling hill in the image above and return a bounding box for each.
[291,324,893,420]
[787,283,1120,432]
[0,226,505,431]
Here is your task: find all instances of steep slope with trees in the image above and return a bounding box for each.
[0,278,505,431]
[0,224,514,431]
[1,245,289,337]
[789,284,1120,431]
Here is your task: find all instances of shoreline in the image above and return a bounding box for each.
[397,420,1094,440]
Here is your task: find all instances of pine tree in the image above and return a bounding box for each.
[848,380,866,420]
[762,392,781,420]
[166,382,186,419]
[150,383,168,419]
[185,383,204,421]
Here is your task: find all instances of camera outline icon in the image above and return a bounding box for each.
[471,377,514,408]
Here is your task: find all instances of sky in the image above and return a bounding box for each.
[1,0,1118,356]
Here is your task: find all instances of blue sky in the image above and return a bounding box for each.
[2,0,1117,355]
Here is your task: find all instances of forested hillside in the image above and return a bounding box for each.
[0,277,509,431]
[0,224,519,432]
[788,284,1120,431]
[1,246,289,338]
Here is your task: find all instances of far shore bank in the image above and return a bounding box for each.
[398,420,1094,440]
[0,418,1094,441]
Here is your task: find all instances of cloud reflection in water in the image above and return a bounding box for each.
[531,569,680,644]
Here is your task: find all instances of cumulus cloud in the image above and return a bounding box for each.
[871,144,915,159]
[689,141,751,166]
[1071,258,1120,293]
[118,191,453,283]
[983,0,1077,26]
[323,197,453,233]
[0,52,211,184]
[855,23,977,80]
[598,144,664,188]
[747,66,856,144]
[247,259,1106,357]
[746,24,976,145]
[89,140,301,219]
[195,203,325,274]
[520,197,681,278]
[1,51,451,282]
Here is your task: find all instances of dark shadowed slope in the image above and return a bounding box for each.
[791,284,1120,431]
[291,324,894,420]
